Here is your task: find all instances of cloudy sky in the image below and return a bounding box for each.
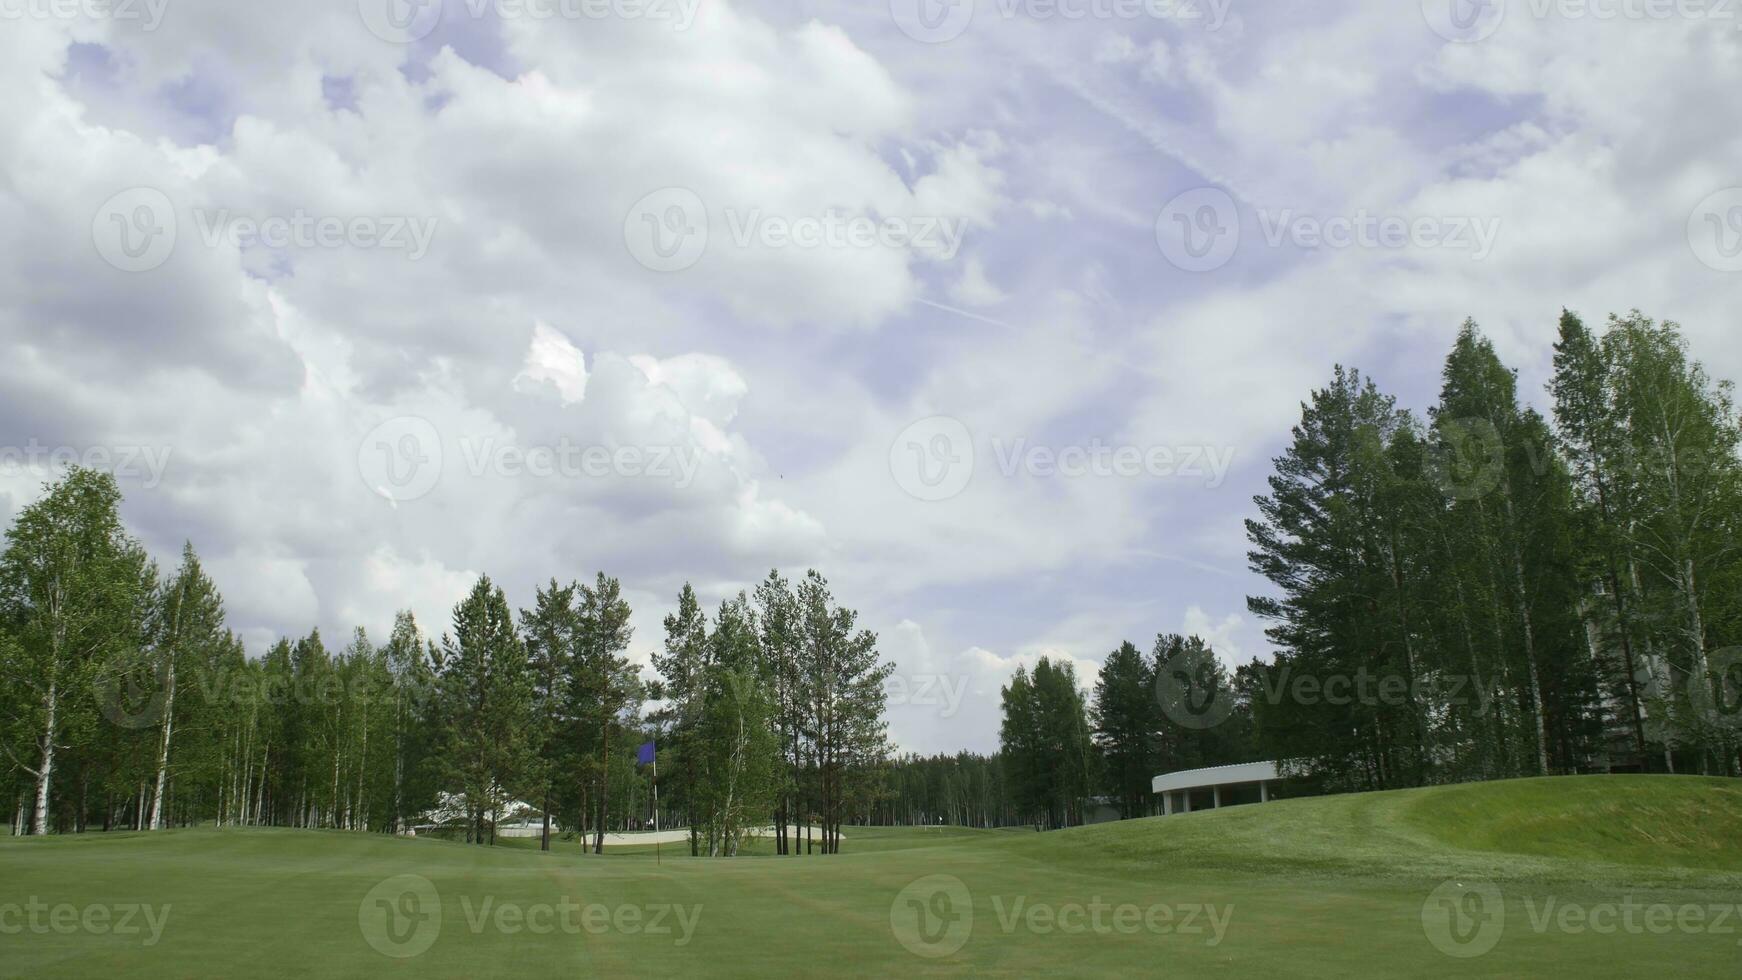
[2,0,1739,753]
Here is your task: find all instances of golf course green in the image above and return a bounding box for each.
[3,775,1739,977]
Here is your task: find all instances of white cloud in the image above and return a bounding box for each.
[514,322,589,405]
[3,1,1737,756]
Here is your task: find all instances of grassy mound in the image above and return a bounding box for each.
[1398,774,1742,870]
[1000,774,1742,887]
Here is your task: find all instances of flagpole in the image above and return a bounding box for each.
[652,755,660,866]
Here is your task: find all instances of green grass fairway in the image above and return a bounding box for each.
[4,776,1740,977]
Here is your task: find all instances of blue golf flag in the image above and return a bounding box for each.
[637,741,656,766]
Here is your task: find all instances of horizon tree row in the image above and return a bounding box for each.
[0,471,893,846]
[650,572,894,856]
[1244,311,1741,791]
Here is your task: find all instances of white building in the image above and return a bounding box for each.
[1152,761,1281,815]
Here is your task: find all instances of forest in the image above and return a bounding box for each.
[5,312,1737,839]
[0,485,893,855]
[988,310,1741,825]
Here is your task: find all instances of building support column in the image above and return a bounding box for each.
[1162,793,1171,816]
[1212,785,1221,809]
[1259,781,1269,803]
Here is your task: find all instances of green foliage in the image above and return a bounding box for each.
[999,657,1096,828]
[1248,312,1742,787]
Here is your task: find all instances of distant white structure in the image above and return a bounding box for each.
[414,792,556,836]
[1152,761,1281,815]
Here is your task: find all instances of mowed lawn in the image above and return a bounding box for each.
[2,776,1740,978]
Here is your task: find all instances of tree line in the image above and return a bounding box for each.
[993,311,1739,826]
[10,309,1733,837]
[1243,311,1740,790]
[0,472,893,851]
[649,573,893,856]
[872,752,1018,828]
[994,640,1263,828]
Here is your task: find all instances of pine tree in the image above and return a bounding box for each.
[573,572,635,854]
[1091,640,1153,818]
[520,580,578,849]
[439,575,534,844]
[653,582,708,854]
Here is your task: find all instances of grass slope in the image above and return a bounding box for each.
[2,776,1738,978]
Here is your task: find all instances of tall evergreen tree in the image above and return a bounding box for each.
[439,575,534,844]
[520,580,578,850]
[1091,640,1153,818]
[574,572,636,854]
